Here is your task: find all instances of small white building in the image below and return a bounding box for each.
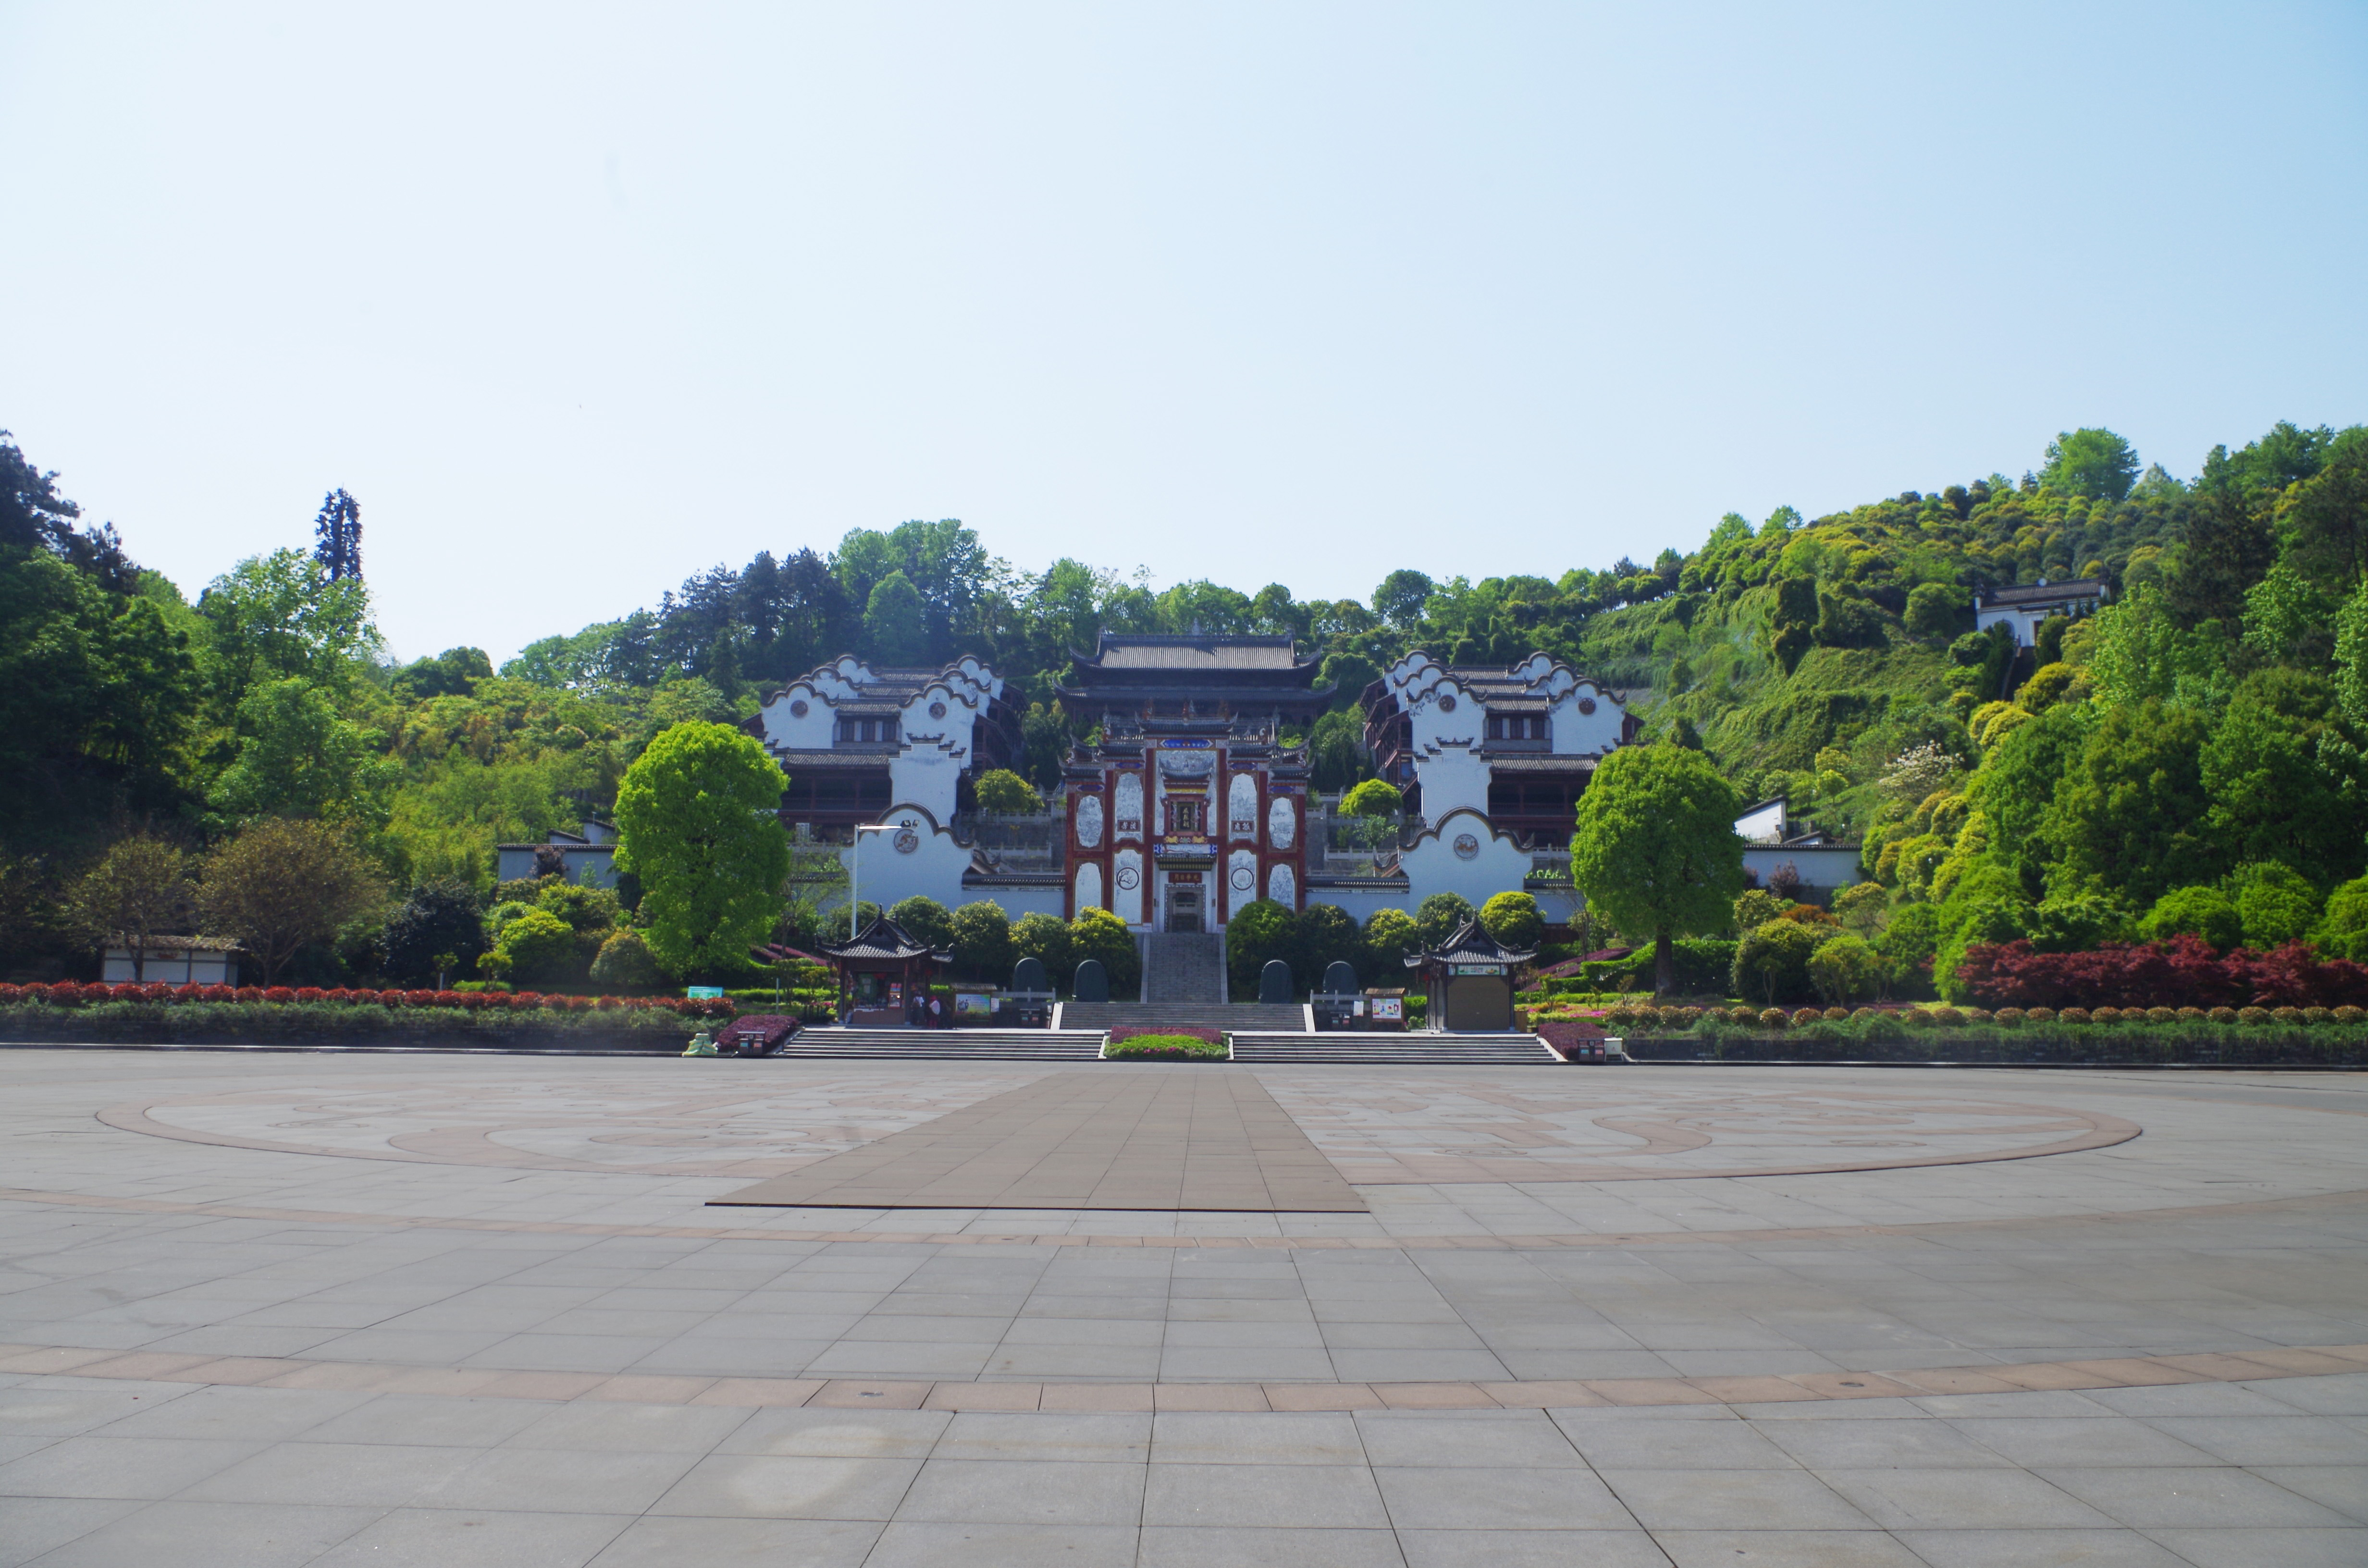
[1974,579,2108,648]
[1730,796,1864,894]
[102,937,240,985]
[496,822,620,888]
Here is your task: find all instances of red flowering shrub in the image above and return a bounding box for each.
[295,987,325,1002]
[235,987,264,1002]
[202,984,236,1002]
[0,983,24,1003]
[262,986,296,1004]
[593,995,622,1010]
[1953,937,2368,1010]
[432,991,466,1008]
[455,992,487,1010]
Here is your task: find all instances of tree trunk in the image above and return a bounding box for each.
[1654,929,1674,998]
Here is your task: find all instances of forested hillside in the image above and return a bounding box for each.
[4,418,2363,988]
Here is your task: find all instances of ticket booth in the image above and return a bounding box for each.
[1405,920,1536,1033]
[821,918,950,1028]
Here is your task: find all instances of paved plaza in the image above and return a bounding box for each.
[1,1050,2366,1565]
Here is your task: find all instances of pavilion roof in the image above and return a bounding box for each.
[818,917,949,963]
[1405,919,1537,968]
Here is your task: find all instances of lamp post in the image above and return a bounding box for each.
[850,824,897,940]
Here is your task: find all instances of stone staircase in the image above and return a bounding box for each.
[781,1028,1105,1062]
[1228,1031,1561,1066]
[1142,931,1227,1004]
[1059,1002,1310,1032]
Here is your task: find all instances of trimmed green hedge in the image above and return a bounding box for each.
[1103,1034,1229,1061]
[0,1001,703,1047]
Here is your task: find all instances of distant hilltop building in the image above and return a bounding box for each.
[1974,578,2107,648]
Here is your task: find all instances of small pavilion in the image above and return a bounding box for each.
[1405,919,1536,1032]
[819,918,950,1027]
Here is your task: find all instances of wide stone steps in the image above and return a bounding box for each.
[781,1028,1105,1061]
[1228,1031,1561,1066]
[1061,1003,1308,1032]
[1141,932,1228,1004]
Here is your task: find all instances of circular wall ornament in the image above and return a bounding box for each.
[1437,695,1456,712]
[1453,833,1480,860]
[1230,866,1254,891]
[1115,867,1140,891]
[1577,697,1597,715]
[892,828,919,855]
[928,701,948,720]
[789,699,809,717]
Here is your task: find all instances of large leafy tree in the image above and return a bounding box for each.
[211,678,396,827]
[2039,700,2218,905]
[198,818,384,983]
[2039,428,2141,502]
[66,839,196,980]
[613,722,791,982]
[1570,743,1746,995]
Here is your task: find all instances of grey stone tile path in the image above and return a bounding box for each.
[0,1051,2366,1562]
[713,1070,1364,1212]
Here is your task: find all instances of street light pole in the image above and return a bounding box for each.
[850,824,896,939]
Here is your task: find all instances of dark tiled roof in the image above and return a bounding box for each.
[1982,579,2104,607]
[1406,919,1537,967]
[1486,756,1602,774]
[1076,634,1309,672]
[818,918,949,963]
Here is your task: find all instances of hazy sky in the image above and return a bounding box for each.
[5,2,2364,665]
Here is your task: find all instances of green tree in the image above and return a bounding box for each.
[2283,432,2368,594]
[1341,779,1402,818]
[2040,700,2218,905]
[1011,912,1073,988]
[487,906,580,986]
[888,895,955,953]
[950,900,1015,982]
[1295,902,1363,989]
[1570,743,1747,995]
[65,838,195,980]
[198,818,384,984]
[1414,892,1476,950]
[198,549,382,707]
[1225,899,1298,997]
[2223,862,2321,949]
[1733,919,1822,1005]
[863,570,929,665]
[378,881,486,986]
[1370,569,1434,628]
[1478,890,1543,950]
[2039,429,2141,502]
[590,928,663,989]
[612,722,791,981]
[1875,902,1939,996]
[1068,905,1140,997]
[1903,582,1965,641]
[1806,931,1881,1004]
[2202,669,2362,882]
[1361,907,1419,985]
[210,678,396,826]
[972,769,1043,813]
[2313,876,2368,962]
[2139,886,2243,950]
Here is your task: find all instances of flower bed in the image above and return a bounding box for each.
[0,982,733,1017]
[0,989,732,1052]
[1107,1025,1224,1047]
[1954,937,2368,1011]
[1102,1032,1229,1061]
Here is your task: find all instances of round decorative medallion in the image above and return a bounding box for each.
[892,828,919,855]
[928,701,947,720]
[1453,833,1480,860]
[789,699,809,717]
[1577,697,1597,715]
[1437,695,1456,712]
[1230,866,1254,891]
[1115,867,1140,891]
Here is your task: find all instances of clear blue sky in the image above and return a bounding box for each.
[4,2,2364,665]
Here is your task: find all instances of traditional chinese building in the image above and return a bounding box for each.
[1056,633,1330,932]
[743,654,1024,841]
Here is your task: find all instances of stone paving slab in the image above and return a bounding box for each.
[711,1070,1367,1212]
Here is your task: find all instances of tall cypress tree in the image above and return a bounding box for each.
[312,489,363,581]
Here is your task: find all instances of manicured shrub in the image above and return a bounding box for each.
[1994,1007,2024,1025]
[2176,1006,2204,1021]
[2058,1007,2089,1024]
[2237,1006,2271,1025]
[1758,1008,1788,1028]
[2026,1007,2056,1023]
[1952,935,2368,1011]
[2209,1006,2239,1024]
[2146,1006,2177,1024]
[2334,1006,2366,1025]
[2141,886,2243,951]
[2304,1007,2331,1025]
[1105,1034,1228,1061]
[1790,1007,1821,1026]
[2271,1005,2304,1025]
[1962,1007,1993,1024]
[2090,1006,2121,1024]
[1931,1006,1965,1027]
